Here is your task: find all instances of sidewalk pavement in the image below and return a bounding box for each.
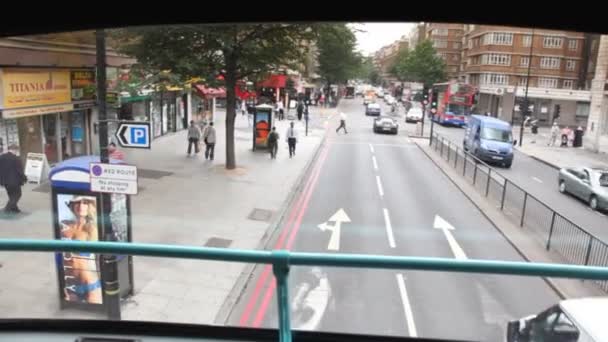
[512,125,608,170]
[0,106,332,323]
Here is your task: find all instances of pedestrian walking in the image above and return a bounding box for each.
[549,122,560,146]
[241,100,247,116]
[336,112,348,134]
[0,144,27,214]
[268,127,279,159]
[202,122,217,160]
[277,100,285,121]
[285,121,298,158]
[187,120,201,156]
[108,142,125,161]
[297,101,304,121]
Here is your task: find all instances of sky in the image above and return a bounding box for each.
[351,23,415,55]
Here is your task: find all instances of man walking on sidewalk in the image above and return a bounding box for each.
[268,127,279,159]
[549,122,560,146]
[336,112,348,134]
[286,121,298,158]
[203,122,217,161]
[187,120,201,157]
[0,144,27,214]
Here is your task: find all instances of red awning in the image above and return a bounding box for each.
[258,74,287,89]
[193,84,226,99]
[235,86,256,100]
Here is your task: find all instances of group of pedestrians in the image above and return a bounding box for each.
[187,120,217,160]
[266,121,299,159]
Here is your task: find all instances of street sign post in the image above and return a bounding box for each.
[115,122,151,149]
[90,163,138,195]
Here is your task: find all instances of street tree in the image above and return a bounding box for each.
[111,24,316,169]
[316,24,361,96]
[390,40,446,88]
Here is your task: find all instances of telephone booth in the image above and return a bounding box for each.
[253,104,274,151]
[49,155,134,312]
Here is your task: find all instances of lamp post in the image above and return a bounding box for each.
[518,28,535,147]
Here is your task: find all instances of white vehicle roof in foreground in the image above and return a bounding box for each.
[560,297,608,341]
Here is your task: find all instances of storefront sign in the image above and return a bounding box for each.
[24,153,48,184]
[1,104,74,119]
[71,70,96,102]
[90,163,138,195]
[2,69,71,109]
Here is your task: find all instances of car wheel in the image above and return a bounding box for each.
[589,195,599,210]
[559,181,567,194]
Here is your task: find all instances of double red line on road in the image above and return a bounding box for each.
[238,141,331,328]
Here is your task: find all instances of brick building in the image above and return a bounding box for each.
[426,23,464,80]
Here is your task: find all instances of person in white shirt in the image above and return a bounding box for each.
[285,121,298,158]
[276,101,285,121]
[336,112,348,134]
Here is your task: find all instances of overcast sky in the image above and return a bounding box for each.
[351,23,415,55]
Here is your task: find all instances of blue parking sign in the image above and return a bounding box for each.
[116,122,151,149]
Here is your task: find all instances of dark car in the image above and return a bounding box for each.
[366,103,381,116]
[373,116,399,134]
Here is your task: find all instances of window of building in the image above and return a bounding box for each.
[518,77,528,87]
[434,28,448,36]
[433,40,448,48]
[480,73,509,85]
[468,39,473,49]
[543,36,563,48]
[453,41,461,49]
[520,56,530,67]
[540,57,561,69]
[522,35,532,47]
[481,53,511,66]
[538,77,558,88]
[576,102,590,117]
[482,32,513,45]
[563,80,574,89]
[566,60,576,71]
[452,54,459,62]
[568,39,578,50]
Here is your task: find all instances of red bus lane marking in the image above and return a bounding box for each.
[239,142,329,326]
[251,144,331,327]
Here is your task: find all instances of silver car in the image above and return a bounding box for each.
[558,167,608,210]
[373,115,399,134]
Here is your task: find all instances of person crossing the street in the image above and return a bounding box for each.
[336,112,348,134]
[285,121,298,158]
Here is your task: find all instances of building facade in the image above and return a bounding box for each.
[426,23,464,80]
[374,37,409,85]
[460,25,595,127]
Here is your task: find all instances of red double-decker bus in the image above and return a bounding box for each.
[431,82,478,127]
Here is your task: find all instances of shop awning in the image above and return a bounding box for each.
[235,86,257,100]
[193,84,226,99]
[258,74,287,89]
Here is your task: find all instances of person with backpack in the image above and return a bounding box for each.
[268,127,279,159]
[202,122,217,161]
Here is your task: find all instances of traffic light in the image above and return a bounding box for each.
[430,89,439,115]
[422,86,429,106]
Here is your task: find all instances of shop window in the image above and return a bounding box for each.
[0,119,19,155]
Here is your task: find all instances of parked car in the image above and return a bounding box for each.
[373,116,399,134]
[365,103,381,116]
[463,115,514,168]
[558,167,608,211]
[405,107,424,123]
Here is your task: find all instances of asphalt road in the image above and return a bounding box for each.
[422,116,608,242]
[227,98,560,341]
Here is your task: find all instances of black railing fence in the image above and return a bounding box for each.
[430,132,608,293]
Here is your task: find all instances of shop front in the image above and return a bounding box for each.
[192,84,226,123]
[0,68,96,164]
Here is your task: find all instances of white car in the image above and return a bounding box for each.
[376,90,384,98]
[385,96,395,105]
[406,107,424,123]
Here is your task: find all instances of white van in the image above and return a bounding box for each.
[507,297,607,341]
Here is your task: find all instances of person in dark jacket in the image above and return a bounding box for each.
[0,144,27,213]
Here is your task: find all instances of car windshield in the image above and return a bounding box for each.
[599,172,608,187]
[1,20,606,342]
[481,127,513,143]
[447,103,472,115]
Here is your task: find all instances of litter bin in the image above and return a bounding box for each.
[531,125,538,134]
[573,127,584,147]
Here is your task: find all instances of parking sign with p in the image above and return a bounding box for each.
[116,122,151,149]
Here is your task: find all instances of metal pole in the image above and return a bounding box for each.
[584,236,594,266]
[546,211,557,250]
[473,163,478,185]
[429,107,435,145]
[485,169,491,197]
[440,137,444,156]
[462,153,467,176]
[421,103,426,138]
[520,192,528,227]
[519,28,534,147]
[96,29,121,320]
[447,141,451,162]
[273,252,292,342]
[501,179,508,210]
[454,146,458,168]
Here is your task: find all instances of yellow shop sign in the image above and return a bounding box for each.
[2,69,71,109]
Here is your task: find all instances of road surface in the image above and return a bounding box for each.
[226,98,560,341]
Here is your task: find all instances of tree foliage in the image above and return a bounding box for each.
[316,24,361,87]
[390,40,446,87]
[110,24,316,169]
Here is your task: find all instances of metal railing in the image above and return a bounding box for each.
[430,132,608,293]
[1,239,608,342]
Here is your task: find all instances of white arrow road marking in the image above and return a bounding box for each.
[376,176,384,197]
[396,273,418,337]
[372,156,379,171]
[369,143,375,153]
[292,267,331,331]
[318,209,351,251]
[383,208,396,248]
[433,215,467,260]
